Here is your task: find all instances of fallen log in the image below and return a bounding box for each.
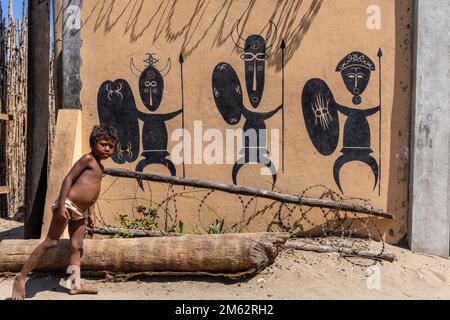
[284,240,396,263]
[104,168,393,220]
[0,232,289,278]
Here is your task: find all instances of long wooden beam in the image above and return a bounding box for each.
[103,168,394,220]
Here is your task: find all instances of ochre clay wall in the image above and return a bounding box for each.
[42,110,83,238]
[76,0,412,243]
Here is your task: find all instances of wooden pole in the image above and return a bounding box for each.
[25,0,50,238]
[284,240,396,263]
[52,0,63,111]
[88,227,182,238]
[103,167,394,219]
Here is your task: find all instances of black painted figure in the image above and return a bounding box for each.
[302,52,380,193]
[212,20,282,187]
[98,54,182,190]
[98,80,139,164]
[135,61,182,186]
[337,52,375,105]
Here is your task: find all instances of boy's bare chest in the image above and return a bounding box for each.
[76,166,103,185]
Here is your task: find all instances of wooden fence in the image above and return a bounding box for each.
[0,2,55,219]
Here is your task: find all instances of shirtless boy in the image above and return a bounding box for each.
[12,124,118,300]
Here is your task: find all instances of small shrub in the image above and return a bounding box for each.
[114,205,183,238]
[194,218,226,235]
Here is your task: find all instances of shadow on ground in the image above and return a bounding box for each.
[3,273,250,300]
[24,275,68,299]
[3,275,68,300]
[103,274,253,285]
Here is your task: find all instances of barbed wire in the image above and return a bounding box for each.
[95,177,388,267]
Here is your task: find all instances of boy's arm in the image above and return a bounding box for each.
[56,155,94,220]
[88,206,96,228]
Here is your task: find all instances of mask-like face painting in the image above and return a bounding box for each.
[139,65,164,111]
[241,35,267,108]
[340,66,371,105]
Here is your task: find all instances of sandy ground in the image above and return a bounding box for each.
[1,218,449,300]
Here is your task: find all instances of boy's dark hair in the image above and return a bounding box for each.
[89,124,118,148]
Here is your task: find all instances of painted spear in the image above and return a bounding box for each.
[179,53,186,182]
[280,39,286,173]
[377,48,383,196]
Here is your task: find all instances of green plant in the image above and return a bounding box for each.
[117,205,158,232]
[113,205,184,238]
[194,218,226,235]
[169,220,184,234]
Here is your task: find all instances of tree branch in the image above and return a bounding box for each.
[103,168,393,220]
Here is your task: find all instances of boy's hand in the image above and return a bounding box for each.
[88,214,96,228]
[57,207,70,221]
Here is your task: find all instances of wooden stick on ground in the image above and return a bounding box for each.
[88,227,182,238]
[103,168,393,220]
[284,240,396,263]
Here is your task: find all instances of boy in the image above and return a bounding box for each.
[12,124,118,300]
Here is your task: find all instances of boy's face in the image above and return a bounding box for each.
[93,137,116,160]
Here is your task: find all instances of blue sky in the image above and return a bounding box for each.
[1,0,28,22]
[1,0,54,45]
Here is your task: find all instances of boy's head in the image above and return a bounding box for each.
[89,124,118,159]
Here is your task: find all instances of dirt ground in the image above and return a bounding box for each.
[1,218,449,300]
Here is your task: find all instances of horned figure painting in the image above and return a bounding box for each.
[212,20,283,188]
[302,50,383,194]
[97,53,183,190]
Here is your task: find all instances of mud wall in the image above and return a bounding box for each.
[74,0,412,243]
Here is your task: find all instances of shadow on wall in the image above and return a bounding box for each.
[82,0,323,71]
[385,0,413,244]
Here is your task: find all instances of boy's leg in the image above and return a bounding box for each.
[68,219,86,267]
[67,219,98,295]
[12,212,68,300]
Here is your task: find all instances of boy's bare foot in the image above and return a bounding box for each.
[69,282,98,295]
[11,276,26,300]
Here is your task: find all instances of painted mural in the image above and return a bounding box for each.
[76,0,413,243]
[97,53,183,190]
[212,20,283,187]
[301,51,383,194]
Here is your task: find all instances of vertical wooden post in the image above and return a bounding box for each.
[52,0,63,111]
[25,0,50,238]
